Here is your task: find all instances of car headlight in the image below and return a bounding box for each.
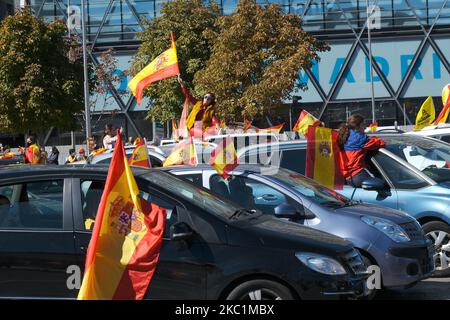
[295,252,347,275]
[361,216,410,242]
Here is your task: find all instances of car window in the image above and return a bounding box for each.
[373,153,430,189]
[80,180,177,237]
[209,175,302,215]
[280,149,306,174]
[440,135,450,144]
[0,180,64,229]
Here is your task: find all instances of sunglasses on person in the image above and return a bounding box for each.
[203,95,214,101]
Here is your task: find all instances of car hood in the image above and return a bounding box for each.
[332,203,414,224]
[228,216,353,255]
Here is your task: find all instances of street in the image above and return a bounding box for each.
[377,277,450,300]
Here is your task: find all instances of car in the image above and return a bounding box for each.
[406,123,450,144]
[237,135,450,276]
[0,164,369,299]
[90,147,166,167]
[165,164,435,296]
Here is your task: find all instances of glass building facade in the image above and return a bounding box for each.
[25,0,450,139]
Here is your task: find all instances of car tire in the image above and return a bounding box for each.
[226,279,295,300]
[422,221,450,278]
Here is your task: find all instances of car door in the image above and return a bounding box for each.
[71,178,207,299]
[0,178,77,298]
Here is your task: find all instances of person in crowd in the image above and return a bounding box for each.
[47,146,59,165]
[24,135,41,164]
[77,148,88,161]
[337,114,385,188]
[102,124,123,150]
[39,147,48,164]
[65,148,77,164]
[125,137,134,147]
[178,76,217,131]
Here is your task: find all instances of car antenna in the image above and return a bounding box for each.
[349,187,357,202]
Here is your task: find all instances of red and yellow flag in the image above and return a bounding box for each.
[305,126,344,190]
[219,119,226,129]
[243,119,251,133]
[163,137,198,167]
[293,110,321,136]
[256,123,285,134]
[128,33,180,105]
[129,138,151,168]
[369,122,378,133]
[133,137,142,146]
[91,148,106,158]
[25,144,40,164]
[435,83,450,124]
[78,133,166,300]
[209,136,239,179]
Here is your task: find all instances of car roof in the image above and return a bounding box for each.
[0,164,154,180]
[160,163,277,174]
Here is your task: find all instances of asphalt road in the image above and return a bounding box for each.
[376,277,450,300]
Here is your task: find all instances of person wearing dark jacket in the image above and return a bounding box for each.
[47,146,59,165]
[337,114,385,187]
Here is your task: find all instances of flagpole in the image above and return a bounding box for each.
[367,0,376,124]
[81,0,91,153]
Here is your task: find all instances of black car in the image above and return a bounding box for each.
[0,165,368,299]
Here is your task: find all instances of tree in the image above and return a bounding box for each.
[130,0,220,122]
[194,0,329,122]
[0,9,85,134]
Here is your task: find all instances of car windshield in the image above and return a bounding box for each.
[264,168,352,207]
[141,170,244,219]
[381,135,450,183]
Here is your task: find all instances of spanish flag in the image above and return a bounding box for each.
[163,137,198,167]
[256,123,285,134]
[129,138,151,168]
[91,148,106,158]
[77,133,166,300]
[369,122,378,133]
[305,126,344,190]
[128,32,180,105]
[293,110,321,136]
[209,136,239,179]
[435,83,450,125]
[415,96,435,130]
[219,119,226,129]
[25,144,41,164]
[243,119,251,133]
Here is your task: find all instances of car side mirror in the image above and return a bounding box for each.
[361,177,386,191]
[170,222,194,241]
[274,203,314,220]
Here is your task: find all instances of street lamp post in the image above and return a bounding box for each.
[367,0,376,125]
[81,0,91,152]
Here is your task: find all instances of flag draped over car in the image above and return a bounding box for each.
[256,123,285,134]
[305,126,344,190]
[209,136,239,179]
[434,83,450,125]
[128,32,180,105]
[78,132,166,300]
[129,137,151,168]
[415,96,435,130]
[163,137,198,167]
[293,110,321,136]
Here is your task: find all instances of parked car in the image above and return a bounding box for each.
[237,134,450,276]
[165,164,434,295]
[0,165,368,299]
[406,123,450,143]
[90,147,166,167]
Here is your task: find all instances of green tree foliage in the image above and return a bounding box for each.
[195,0,329,122]
[130,0,220,122]
[0,9,85,134]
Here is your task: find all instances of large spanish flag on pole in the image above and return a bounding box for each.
[129,137,151,168]
[78,132,166,300]
[434,83,450,125]
[305,126,344,190]
[128,32,180,105]
[209,136,239,179]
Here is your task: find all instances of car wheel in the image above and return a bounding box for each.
[226,279,295,300]
[423,221,450,277]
